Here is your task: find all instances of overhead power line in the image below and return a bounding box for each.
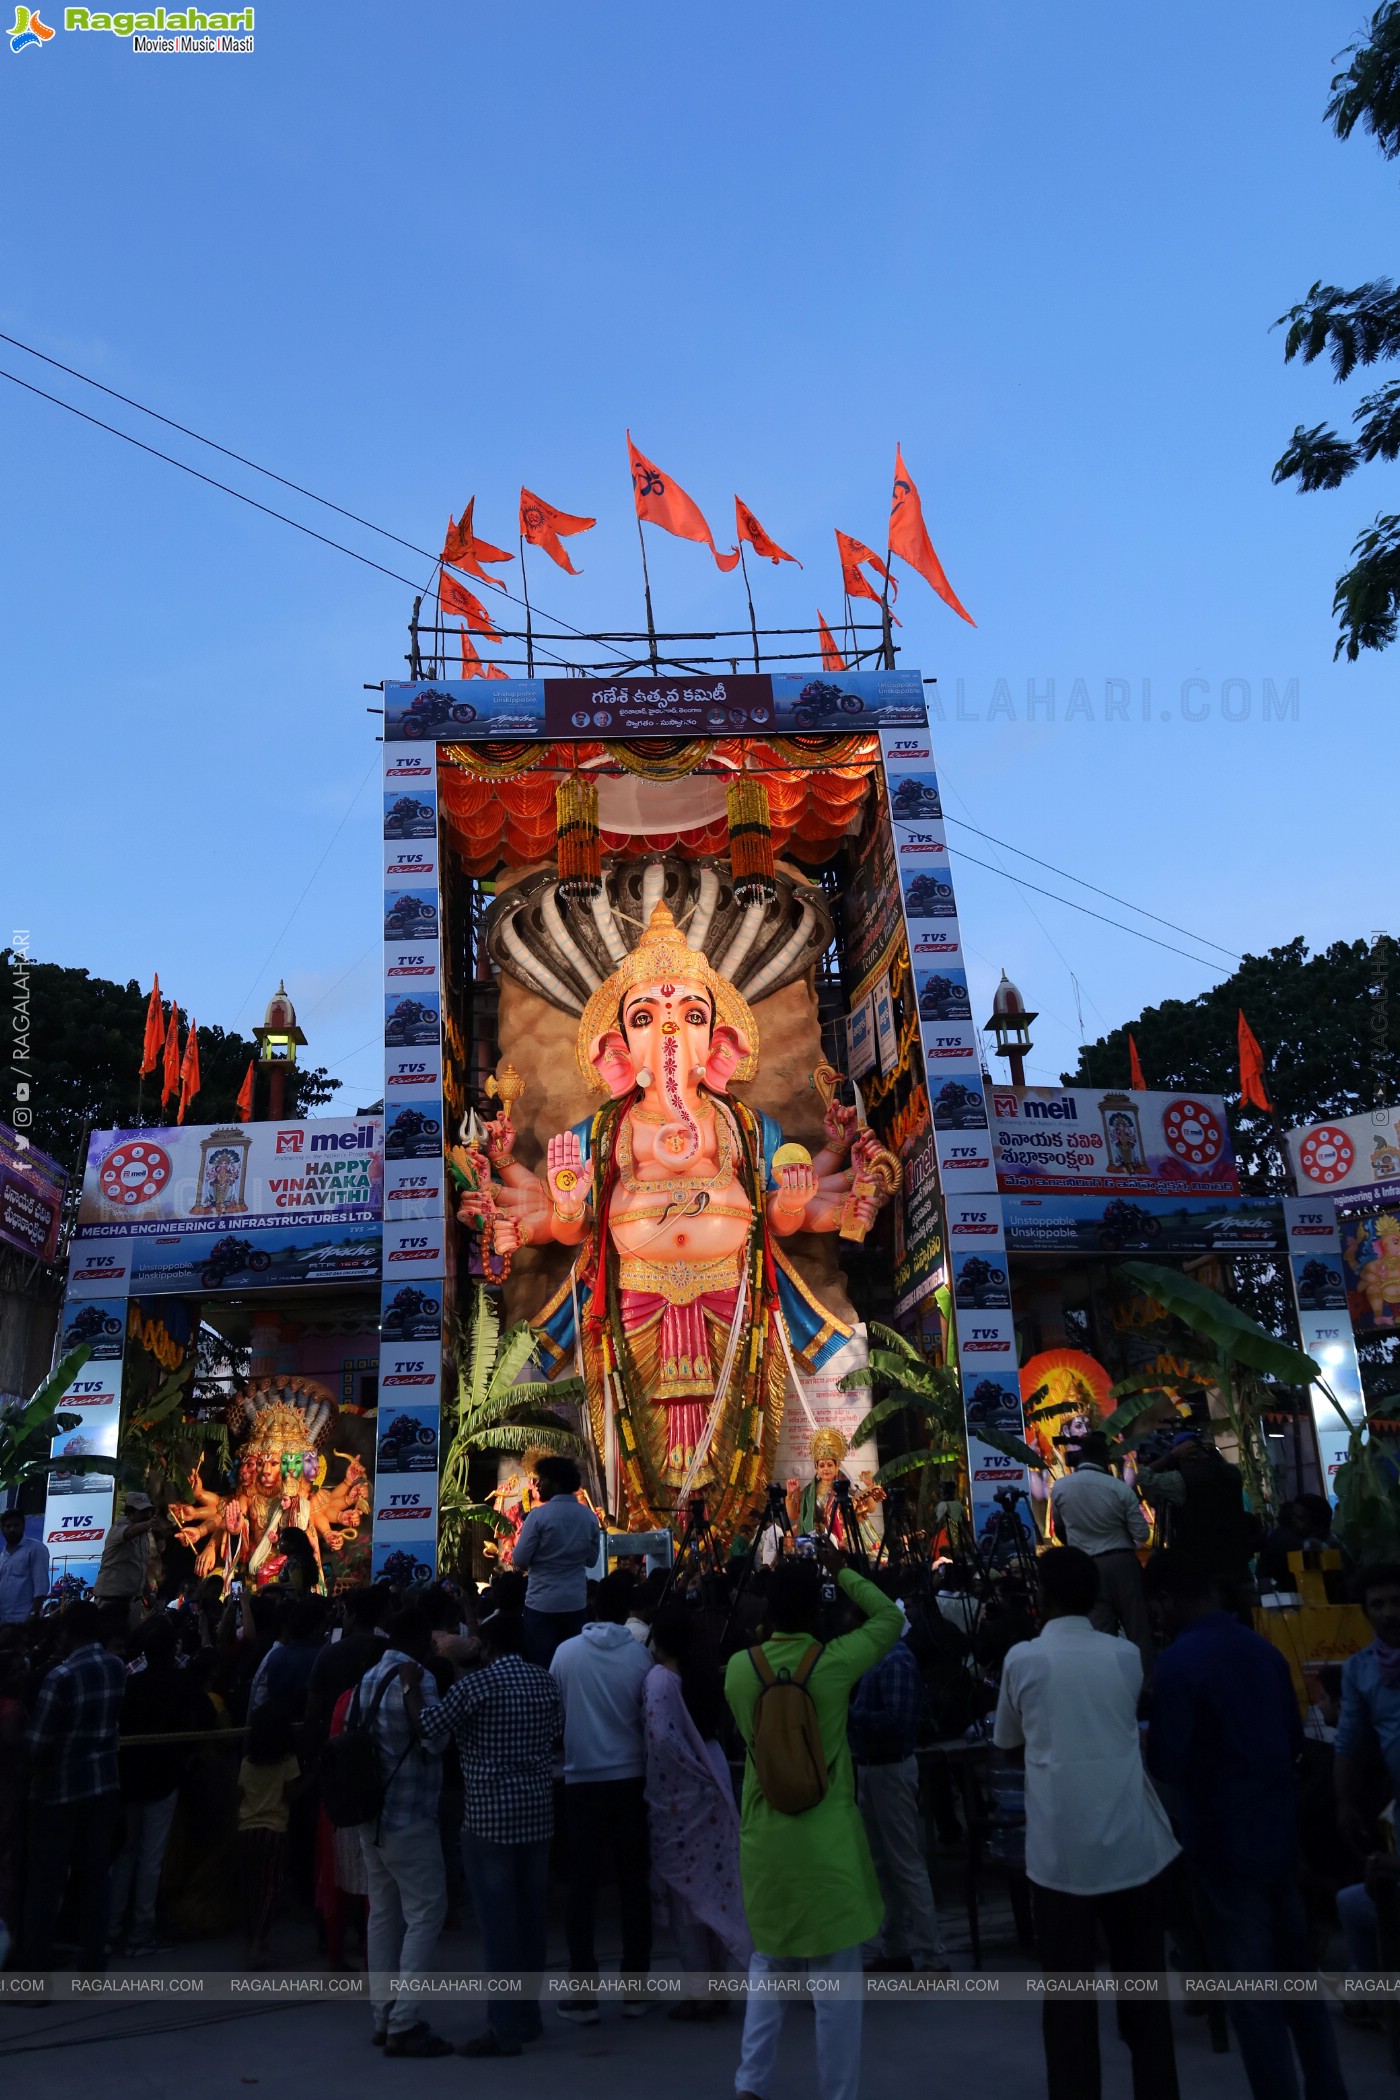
[946,844,1231,976]
[941,812,1240,963]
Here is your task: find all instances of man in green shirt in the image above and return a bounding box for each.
[725,1541,903,2100]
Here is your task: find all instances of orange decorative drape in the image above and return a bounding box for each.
[435,738,877,875]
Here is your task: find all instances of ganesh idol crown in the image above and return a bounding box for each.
[466,893,896,1538]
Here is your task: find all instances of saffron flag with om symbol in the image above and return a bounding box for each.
[520,486,595,574]
[439,571,501,639]
[735,496,801,567]
[888,445,975,626]
[834,527,897,608]
[441,497,514,590]
[627,434,741,571]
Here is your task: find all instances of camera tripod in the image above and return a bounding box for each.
[974,1486,1042,1624]
[721,1481,794,1644]
[660,1492,724,1607]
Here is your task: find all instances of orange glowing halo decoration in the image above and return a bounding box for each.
[1018,1348,1116,1473]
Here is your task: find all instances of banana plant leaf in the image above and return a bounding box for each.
[873,1447,963,1486]
[14,1453,120,1487]
[1099,1388,1170,1439]
[1025,1398,1083,1426]
[459,1424,585,1455]
[464,1287,500,1409]
[867,1320,923,1358]
[847,1393,946,1445]
[1118,1261,1321,1384]
[439,1497,513,1537]
[486,1322,546,1404]
[127,1369,192,1432]
[977,1429,1046,1471]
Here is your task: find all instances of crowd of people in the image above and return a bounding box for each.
[0,1440,1395,2100]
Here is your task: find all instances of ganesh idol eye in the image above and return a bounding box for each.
[627,1007,654,1029]
[685,1007,708,1027]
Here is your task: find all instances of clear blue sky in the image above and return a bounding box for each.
[1,1,1391,1104]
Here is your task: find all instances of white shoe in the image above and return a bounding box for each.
[556,2002,601,2026]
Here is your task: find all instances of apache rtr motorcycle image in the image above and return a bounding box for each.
[62,1305,124,1346]
[386,1107,442,1160]
[904,873,955,916]
[200,1236,273,1288]
[384,895,439,941]
[919,975,972,1021]
[400,690,477,737]
[384,796,437,839]
[1295,1258,1349,1310]
[377,1413,439,1472]
[954,1256,1010,1309]
[377,1548,435,1588]
[966,1378,1024,1433]
[932,1079,987,1131]
[380,1285,442,1340]
[1097,1199,1163,1249]
[789,679,867,729]
[891,776,943,821]
[385,998,440,1047]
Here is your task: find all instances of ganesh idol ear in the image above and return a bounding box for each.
[588,1028,637,1098]
[703,1023,750,1092]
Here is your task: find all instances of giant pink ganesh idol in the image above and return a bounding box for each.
[480,902,893,1537]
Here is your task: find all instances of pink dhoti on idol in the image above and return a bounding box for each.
[617,1252,742,1485]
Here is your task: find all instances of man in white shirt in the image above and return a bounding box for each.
[994,1547,1180,2100]
[1048,1434,1153,1676]
[0,1509,49,1624]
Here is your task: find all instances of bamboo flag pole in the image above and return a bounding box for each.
[738,543,761,673]
[634,511,659,670]
[518,532,535,677]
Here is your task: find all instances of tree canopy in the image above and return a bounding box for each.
[2,951,340,1189]
[1274,5,1400,656]
[1065,936,1399,1190]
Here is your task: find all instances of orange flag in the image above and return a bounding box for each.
[835,528,896,606]
[627,434,740,571]
[888,445,975,625]
[460,629,484,679]
[483,663,508,679]
[236,1060,255,1123]
[439,572,501,638]
[177,1020,201,1126]
[1128,1034,1146,1090]
[736,496,801,568]
[140,974,165,1078]
[443,497,514,590]
[520,487,595,575]
[1237,1010,1273,1112]
[161,1002,181,1109]
[817,611,846,671]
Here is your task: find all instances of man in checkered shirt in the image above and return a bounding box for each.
[23,1600,125,1972]
[406,1608,563,2058]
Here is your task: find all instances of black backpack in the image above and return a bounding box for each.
[319,1670,411,1830]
